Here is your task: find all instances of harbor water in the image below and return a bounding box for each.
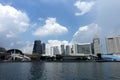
[0,62,120,80]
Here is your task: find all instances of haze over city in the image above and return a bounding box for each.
[0,0,120,54]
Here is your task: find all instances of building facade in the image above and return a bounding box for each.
[106,36,120,54]
[93,35,101,54]
[73,43,92,55]
[65,45,70,55]
[61,45,65,55]
[41,43,46,54]
[33,40,45,54]
[52,46,60,55]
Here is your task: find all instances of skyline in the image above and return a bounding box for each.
[0,0,120,53]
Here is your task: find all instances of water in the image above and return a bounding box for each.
[0,62,120,80]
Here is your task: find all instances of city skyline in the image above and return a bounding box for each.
[0,0,120,54]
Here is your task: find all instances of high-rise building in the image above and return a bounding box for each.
[66,45,70,55]
[61,45,65,55]
[106,35,120,54]
[41,43,45,54]
[93,35,101,54]
[32,40,45,54]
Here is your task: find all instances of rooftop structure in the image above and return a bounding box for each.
[7,49,31,61]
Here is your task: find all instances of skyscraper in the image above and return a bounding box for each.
[41,43,45,54]
[66,45,70,55]
[32,40,45,54]
[61,45,65,55]
[33,40,42,54]
[106,35,120,54]
[93,35,101,54]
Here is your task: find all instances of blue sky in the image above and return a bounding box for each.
[0,0,120,53]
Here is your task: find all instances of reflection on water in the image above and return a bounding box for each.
[0,62,31,80]
[29,62,44,80]
[0,62,120,80]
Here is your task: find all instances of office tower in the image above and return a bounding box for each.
[93,35,101,54]
[106,35,120,54]
[66,45,70,55]
[61,45,65,55]
[41,43,45,54]
[32,40,42,54]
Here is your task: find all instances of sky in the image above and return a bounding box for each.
[0,0,120,53]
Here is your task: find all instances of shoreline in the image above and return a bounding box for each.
[1,60,120,63]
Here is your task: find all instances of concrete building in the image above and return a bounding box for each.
[41,43,46,54]
[65,45,70,55]
[93,35,101,54]
[61,45,65,55]
[106,35,120,54]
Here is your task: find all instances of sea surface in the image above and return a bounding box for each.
[0,62,120,80]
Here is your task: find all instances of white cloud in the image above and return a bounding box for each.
[0,3,32,53]
[97,0,120,36]
[48,40,69,46]
[33,17,68,37]
[20,41,33,54]
[38,17,44,21]
[74,0,95,16]
[6,31,16,38]
[72,23,101,43]
[6,40,33,54]
[0,3,30,38]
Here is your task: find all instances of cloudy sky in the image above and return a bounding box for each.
[0,0,120,53]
